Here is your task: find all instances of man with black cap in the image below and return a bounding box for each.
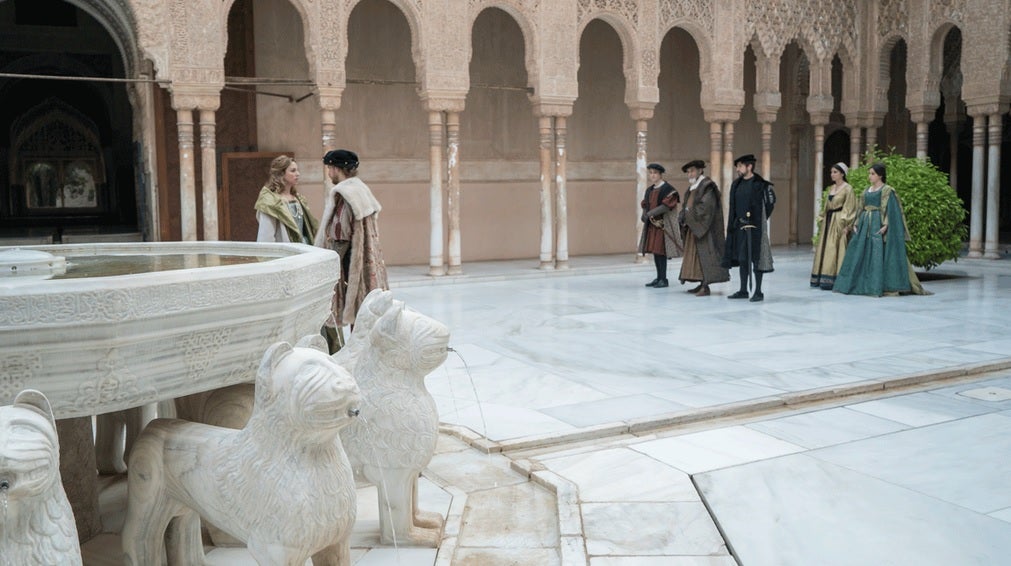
[314,149,388,351]
[721,154,775,302]
[638,163,682,288]
[677,159,729,296]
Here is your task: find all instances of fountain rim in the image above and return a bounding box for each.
[0,241,337,292]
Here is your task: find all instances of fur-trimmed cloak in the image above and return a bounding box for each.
[314,176,389,326]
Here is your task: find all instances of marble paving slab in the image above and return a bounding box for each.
[810,412,1011,514]
[695,452,1011,566]
[630,426,804,474]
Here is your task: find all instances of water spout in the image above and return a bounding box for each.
[347,407,360,418]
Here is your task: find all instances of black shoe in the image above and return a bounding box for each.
[654,279,669,288]
[645,278,659,287]
[728,290,749,299]
[686,284,702,293]
[750,292,764,302]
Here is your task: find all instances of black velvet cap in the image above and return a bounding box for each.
[646,163,666,174]
[681,159,706,172]
[323,149,359,169]
[733,154,757,166]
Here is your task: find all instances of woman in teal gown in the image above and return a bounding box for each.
[834,163,926,296]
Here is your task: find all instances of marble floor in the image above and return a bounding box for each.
[80,248,1011,565]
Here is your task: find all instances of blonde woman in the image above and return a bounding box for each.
[810,162,858,290]
[254,155,319,244]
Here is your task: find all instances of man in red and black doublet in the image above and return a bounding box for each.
[639,163,681,288]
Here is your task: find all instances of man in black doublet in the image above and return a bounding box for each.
[721,154,775,302]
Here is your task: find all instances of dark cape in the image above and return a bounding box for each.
[721,172,775,273]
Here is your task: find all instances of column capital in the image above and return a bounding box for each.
[965,101,1010,118]
[628,104,655,122]
[703,110,741,124]
[752,91,781,117]
[908,105,938,125]
[317,86,343,112]
[858,111,886,129]
[170,86,220,112]
[531,97,575,118]
[419,90,468,113]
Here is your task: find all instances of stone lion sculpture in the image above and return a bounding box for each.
[0,389,82,566]
[336,289,450,546]
[121,338,361,566]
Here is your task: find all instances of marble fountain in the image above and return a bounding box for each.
[0,241,342,559]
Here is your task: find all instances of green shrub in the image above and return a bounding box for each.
[845,147,967,270]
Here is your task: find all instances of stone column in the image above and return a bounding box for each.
[427,110,446,275]
[722,121,735,204]
[865,124,878,150]
[537,114,555,269]
[753,92,781,182]
[446,111,462,274]
[968,112,986,258]
[175,108,197,241]
[812,122,826,236]
[909,106,937,161]
[199,109,219,240]
[789,126,801,245]
[945,116,959,192]
[984,111,1004,259]
[321,109,337,155]
[708,121,725,222]
[555,115,569,269]
[850,125,863,169]
[632,108,653,262]
[759,121,774,180]
[318,88,342,156]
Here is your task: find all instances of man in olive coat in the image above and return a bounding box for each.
[677,160,729,296]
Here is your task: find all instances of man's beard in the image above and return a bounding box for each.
[688,176,697,184]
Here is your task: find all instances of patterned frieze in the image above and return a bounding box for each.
[745,0,857,62]
[931,0,968,25]
[879,0,909,38]
[658,0,713,33]
[577,0,638,25]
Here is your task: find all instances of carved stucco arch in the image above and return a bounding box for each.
[574,13,638,106]
[346,0,425,83]
[1004,20,1011,98]
[874,32,909,114]
[55,0,140,77]
[832,42,861,120]
[219,0,317,81]
[659,21,712,103]
[467,3,539,93]
[917,22,961,104]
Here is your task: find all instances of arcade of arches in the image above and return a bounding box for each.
[2,0,1010,269]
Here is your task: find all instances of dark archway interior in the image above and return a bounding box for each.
[0,0,137,241]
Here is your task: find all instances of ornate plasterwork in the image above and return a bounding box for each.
[746,0,857,61]
[931,0,968,25]
[879,0,909,38]
[0,354,38,401]
[577,0,638,25]
[658,0,713,33]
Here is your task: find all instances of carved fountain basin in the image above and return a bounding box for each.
[0,241,338,418]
